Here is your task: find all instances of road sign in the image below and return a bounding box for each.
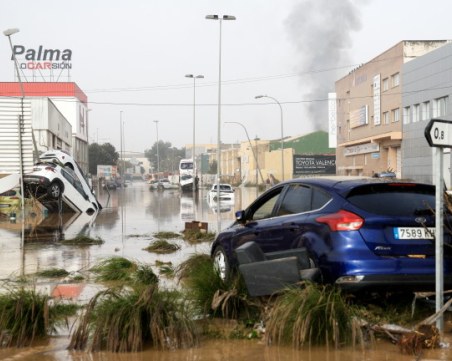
[425,118,452,148]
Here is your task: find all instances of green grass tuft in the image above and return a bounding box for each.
[68,286,198,352]
[153,231,181,239]
[265,283,353,348]
[144,240,180,254]
[90,257,137,282]
[36,268,69,278]
[60,235,104,245]
[178,254,260,320]
[0,288,78,347]
[182,229,216,243]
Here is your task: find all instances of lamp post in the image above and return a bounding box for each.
[255,95,284,181]
[153,120,160,181]
[4,28,25,250]
[225,121,265,185]
[185,74,204,192]
[119,111,124,183]
[206,14,236,207]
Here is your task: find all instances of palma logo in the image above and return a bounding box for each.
[11,45,73,70]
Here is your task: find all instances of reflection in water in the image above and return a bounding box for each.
[24,211,98,243]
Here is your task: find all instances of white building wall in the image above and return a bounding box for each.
[0,97,34,174]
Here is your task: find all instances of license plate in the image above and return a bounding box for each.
[393,227,435,239]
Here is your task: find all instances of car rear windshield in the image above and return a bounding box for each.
[346,183,435,216]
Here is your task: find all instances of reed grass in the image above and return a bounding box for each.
[182,229,216,243]
[90,257,137,282]
[68,285,197,352]
[178,254,260,320]
[60,235,104,245]
[144,240,180,254]
[265,283,353,348]
[0,288,77,347]
[36,268,69,278]
[154,231,181,239]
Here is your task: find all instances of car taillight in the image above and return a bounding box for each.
[316,210,364,231]
[44,166,56,172]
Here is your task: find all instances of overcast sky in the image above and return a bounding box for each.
[2,0,452,154]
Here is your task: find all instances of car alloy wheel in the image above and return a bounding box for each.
[212,246,229,281]
[48,181,62,199]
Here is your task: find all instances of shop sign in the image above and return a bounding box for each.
[293,155,336,175]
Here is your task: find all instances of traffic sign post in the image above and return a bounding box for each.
[424,118,452,332]
[425,118,452,148]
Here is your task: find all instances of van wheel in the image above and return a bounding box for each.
[48,181,63,200]
[212,246,230,281]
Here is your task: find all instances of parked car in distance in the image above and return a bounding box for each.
[211,177,452,292]
[149,178,178,190]
[0,187,21,214]
[24,162,100,214]
[208,183,235,202]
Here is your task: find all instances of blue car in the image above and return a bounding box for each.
[211,177,452,291]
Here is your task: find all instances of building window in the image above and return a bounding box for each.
[421,101,430,120]
[382,78,389,91]
[383,111,389,125]
[392,108,400,123]
[434,96,448,117]
[403,106,410,124]
[413,104,420,123]
[391,73,400,87]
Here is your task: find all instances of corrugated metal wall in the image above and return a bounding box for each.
[0,97,35,174]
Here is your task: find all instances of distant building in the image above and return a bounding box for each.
[335,41,449,178]
[402,41,452,186]
[208,131,334,185]
[0,82,90,173]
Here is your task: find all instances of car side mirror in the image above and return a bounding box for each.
[235,210,246,223]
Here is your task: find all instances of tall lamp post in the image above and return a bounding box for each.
[119,111,124,183]
[185,74,204,192]
[4,28,25,248]
[206,14,236,206]
[153,120,160,181]
[225,121,265,185]
[255,95,284,181]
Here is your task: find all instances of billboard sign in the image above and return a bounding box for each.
[11,45,72,70]
[293,155,336,175]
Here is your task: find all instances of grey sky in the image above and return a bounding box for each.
[1,0,452,153]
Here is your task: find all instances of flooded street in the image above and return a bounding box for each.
[0,181,452,360]
[0,180,248,281]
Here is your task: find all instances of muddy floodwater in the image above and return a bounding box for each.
[0,180,452,360]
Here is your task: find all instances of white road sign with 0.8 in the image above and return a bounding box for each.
[428,121,452,147]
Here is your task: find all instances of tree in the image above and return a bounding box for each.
[88,143,119,175]
[145,141,185,173]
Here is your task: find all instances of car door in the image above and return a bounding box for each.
[231,185,285,252]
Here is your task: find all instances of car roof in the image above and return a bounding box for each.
[279,176,433,197]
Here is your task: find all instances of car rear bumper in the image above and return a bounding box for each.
[335,273,452,292]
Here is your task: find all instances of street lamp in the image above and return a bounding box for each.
[185,74,204,192]
[206,14,236,205]
[4,28,25,246]
[225,121,265,185]
[255,95,285,181]
[153,120,160,181]
[119,111,124,182]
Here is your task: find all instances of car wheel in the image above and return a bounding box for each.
[48,181,63,199]
[212,246,230,281]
